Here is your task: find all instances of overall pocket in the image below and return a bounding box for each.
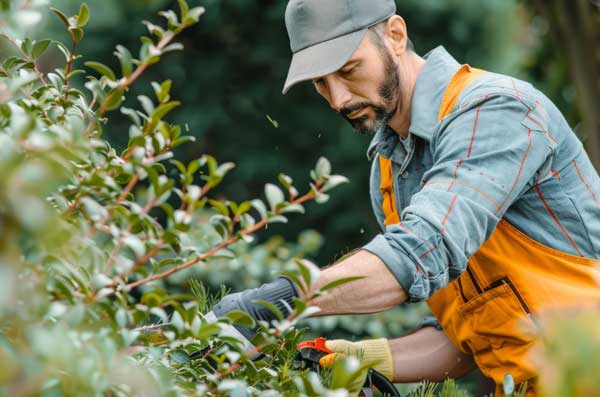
[458,278,537,384]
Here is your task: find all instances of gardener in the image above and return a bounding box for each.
[213,0,600,395]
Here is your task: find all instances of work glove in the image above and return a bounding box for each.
[319,338,394,396]
[212,277,300,341]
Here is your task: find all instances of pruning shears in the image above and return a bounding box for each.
[295,337,401,397]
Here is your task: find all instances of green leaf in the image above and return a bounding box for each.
[172,136,195,148]
[171,310,185,331]
[151,101,180,121]
[235,201,252,216]
[254,300,284,321]
[32,39,51,59]
[50,7,70,27]
[171,350,190,365]
[208,199,229,216]
[92,273,113,290]
[69,27,84,43]
[211,248,235,259]
[115,308,128,328]
[319,276,365,292]
[183,6,205,26]
[280,272,306,295]
[158,10,179,30]
[280,203,305,214]
[114,45,133,77]
[104,88,124,111]
[215,162,235,178]
[278,173,293,190]
[152,79,172,103]
[251,199,267,219]
[84,61,116,81]
[265,183,284,211]
[267,215,288,224]
[55,41,71,62]
[123,235,145,258]
[315,156,331,178]
[266,114,279,128]
[295,259,320,291]
[20,38,32,56]
[223,310,255,329]
[77,3,89,27]
[177,0,189,18]
[196,322,220,339]
[138,95,154,115]
[310,183,329,204]
[162,43,184,54]
[121,106,141,126]
[323,175,349,191]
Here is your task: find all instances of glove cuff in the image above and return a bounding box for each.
[249,276,300,319]
[358,338,394,381]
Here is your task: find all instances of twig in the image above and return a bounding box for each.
[94,184,323,300]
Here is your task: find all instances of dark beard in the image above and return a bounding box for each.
[340,47,401,136]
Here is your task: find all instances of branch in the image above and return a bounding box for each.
[0,33,48,86]
[94,185,323,300]
[62,33,78,100]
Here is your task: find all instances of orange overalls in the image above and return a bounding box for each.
[378,65,600,396]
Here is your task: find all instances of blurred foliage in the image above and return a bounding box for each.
[535,310,600,397]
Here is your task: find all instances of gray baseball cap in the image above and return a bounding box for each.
[282,0,396,94]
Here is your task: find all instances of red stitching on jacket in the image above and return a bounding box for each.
[496,129,532,214]
[425,180,502,212]
[534,175,584,257]
[525,109,557,144]
[447,159,463,192]
[419,245,438,260]
[511,79,522,100]
[441,194,458,236]
[466,99,485,158]
[573,159,600,206]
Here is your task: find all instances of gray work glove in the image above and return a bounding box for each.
[212,277,300,341]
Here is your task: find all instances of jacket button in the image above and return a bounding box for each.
[400,171,409,179]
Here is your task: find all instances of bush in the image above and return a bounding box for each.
[0,2,361,396]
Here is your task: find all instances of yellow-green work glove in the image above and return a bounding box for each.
[319,338,394,395]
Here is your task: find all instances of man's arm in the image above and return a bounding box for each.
[304,249,408,315]
[321,325,475,383]
[390,326,476,382]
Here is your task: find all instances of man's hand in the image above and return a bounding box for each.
[318,338,394,396]
[212,277,299,340]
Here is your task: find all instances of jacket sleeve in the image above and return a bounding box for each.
[362,94,555,302]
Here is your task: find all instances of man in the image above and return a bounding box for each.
[213,0,600,395]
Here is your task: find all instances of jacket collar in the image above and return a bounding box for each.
[367,46,461,160]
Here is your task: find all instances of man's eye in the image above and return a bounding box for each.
[341,67,356,76]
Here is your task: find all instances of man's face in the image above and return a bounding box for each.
[312,32,401,135]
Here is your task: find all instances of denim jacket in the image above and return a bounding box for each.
[362,47,600,302]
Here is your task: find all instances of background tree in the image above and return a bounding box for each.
[525,0,600,169]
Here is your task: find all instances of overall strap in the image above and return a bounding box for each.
[378,64,486,227]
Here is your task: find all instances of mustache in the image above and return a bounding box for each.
[339,102,374,118]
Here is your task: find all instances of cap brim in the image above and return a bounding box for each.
[282,28,368,94]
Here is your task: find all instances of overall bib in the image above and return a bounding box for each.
[378,65,600,396]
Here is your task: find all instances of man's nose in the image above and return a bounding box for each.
[327,80,352,112]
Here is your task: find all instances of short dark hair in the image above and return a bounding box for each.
[368,19,415,53]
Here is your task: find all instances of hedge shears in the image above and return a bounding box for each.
[295,337,400,397]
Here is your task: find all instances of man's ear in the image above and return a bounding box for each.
[384,15,409,56]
